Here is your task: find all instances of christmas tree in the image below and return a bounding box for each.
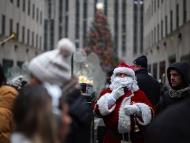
[86,9,119,72]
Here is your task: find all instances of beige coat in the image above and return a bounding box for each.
[0,85,18,143]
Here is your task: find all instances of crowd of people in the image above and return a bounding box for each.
[93,55,190,143]
[0,37,190,143]
[0,38,93,143]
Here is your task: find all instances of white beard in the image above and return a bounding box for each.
[109,76,139,92]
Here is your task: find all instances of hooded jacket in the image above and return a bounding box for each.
[157,62,190,112]
[0,85,18,143]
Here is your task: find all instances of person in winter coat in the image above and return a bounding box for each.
[145,62,190,143]
[93,62,155,143]
[133,55,160,106]
[157,62,190,112]
[28,38,93,143]
[145,95,190,143]
[61,77,93,143]
[0,64,18,143]
[11,85,59,143]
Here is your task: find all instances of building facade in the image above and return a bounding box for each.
[144,0,190,80]
[0,0,47,76]
[51,0,140,64]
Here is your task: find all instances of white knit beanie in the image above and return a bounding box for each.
[28,39,76,86]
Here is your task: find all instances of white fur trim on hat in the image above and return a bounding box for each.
[97,93,116,116]
[113,67,135,79]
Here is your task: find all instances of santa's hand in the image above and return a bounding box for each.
[110,86,124,101]
[124,104,141,116]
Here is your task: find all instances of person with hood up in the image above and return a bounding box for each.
[93,62,155,143]
[145,62,190,143]
[0,64,18,143]
[157,62,190,112]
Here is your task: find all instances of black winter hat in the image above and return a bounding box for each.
[133,55,148,68]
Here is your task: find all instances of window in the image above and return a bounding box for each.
[22,26,25,43]
[23,0,25,12]
[75,0,80,48]
[9,19,13,35]
[17,0,20,7]
[28,0,30,16]
[154,0,156,12]
[40,36,42,49]
[59,26,63,39]
[157,0,160,8]
[154,27,156,44]
[176,3,179,28]
[32,4,35,19]
[40,11,42,24]
[1,15,6,36]
[122,0,126,55]
[83,0,88,46]
[104,0,108,16]
[94,0,98,17]
[27,29,30,45]
[114,0,119,53]
[36,8,39,22]
[65,16,68,37]
[183,0,187,23]
[165,15,168,36]
[44,20,48,50]
[16,22,19,40]
[157,23,160,41]
[170,10,173,32]
[59,0,63,23]
[36,34,38,48]
[161,20,163,38]
[32,31,34,46]
[65,0,69,37]
[10,0,13,3]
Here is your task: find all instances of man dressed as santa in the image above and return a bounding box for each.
[94,62,154,143]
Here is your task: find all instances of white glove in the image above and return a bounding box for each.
[8,75,28,90]
[124,104,141,116]
[110,86,124,101]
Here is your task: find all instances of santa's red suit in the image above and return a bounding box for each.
[94,62,155,143]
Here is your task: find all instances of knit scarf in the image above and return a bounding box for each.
[169,86,190,98]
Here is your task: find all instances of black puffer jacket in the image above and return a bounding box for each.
[135,68,160,106]
[64,88,93,143]
[157,62,190,112]
[145,92,190,143]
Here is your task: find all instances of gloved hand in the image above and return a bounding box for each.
[8,75,28,90]
[110,86,125,101]
[124,104,141,116]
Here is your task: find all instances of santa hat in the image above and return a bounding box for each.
[112,62,136,79]
[28,39,76,86]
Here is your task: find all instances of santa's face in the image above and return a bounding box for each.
[110,73,134,90]
[115,73,128,78]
